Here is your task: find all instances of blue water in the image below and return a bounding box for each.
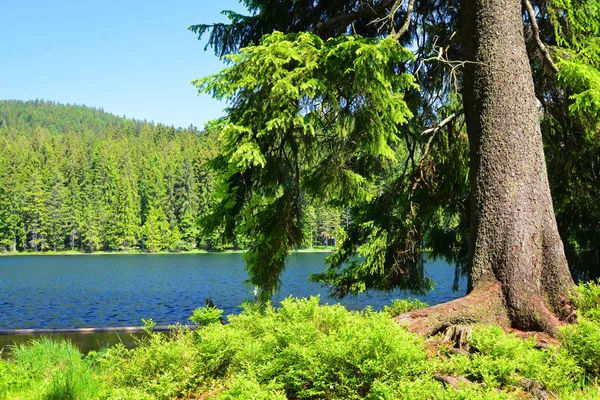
[0,253,466,329]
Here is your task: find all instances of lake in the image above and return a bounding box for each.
[0,252,466,330]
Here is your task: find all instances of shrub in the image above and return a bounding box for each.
[195,296,429,399]
[561,318,600,377]
[101,327,201,399]
[189,305,224,325]
[444,326,584,392]
[573,280,600,323]
[383,298,428,317]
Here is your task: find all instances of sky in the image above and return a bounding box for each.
[0,0,247,128]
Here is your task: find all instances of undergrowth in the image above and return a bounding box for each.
[1,283,599,399]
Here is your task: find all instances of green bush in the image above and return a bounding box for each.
[561,318,600,377]
[383,298,428,317]
[573,279,600,323]
[214,374,286,400]
[101,327,201,399]
[193,296,428,399]
[444,326,584,392]
[189,305,224,325]
[2,294,600,399]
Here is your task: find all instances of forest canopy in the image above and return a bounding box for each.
[0,100,349,253]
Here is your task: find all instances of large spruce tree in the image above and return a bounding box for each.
[193,0,598,333]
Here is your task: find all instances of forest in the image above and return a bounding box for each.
[2,0,600,397]
[0,100,344,254]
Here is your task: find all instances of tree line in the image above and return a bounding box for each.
[0,100,343,253]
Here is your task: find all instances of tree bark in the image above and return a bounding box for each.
[399,0,576,335]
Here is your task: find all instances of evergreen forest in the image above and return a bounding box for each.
[0,100,344,254]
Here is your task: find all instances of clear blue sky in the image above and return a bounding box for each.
[0,0,247,128]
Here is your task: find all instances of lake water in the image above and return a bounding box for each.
[0,252,466,330]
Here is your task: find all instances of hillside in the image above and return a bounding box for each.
[0,100,343,253]
[0,100,217,253]
[0,99,144,136]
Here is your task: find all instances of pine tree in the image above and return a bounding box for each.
[44,169,68,251]
[142,205,170,252]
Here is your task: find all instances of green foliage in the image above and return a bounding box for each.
[189,305,224,325]
[572,279,600,323]
[0,337,101,399]
[443,326,582,391]
[559,280,600,378]
[192,0,600,299]
[383,298,428,317]
[101,328,201,399]
[0,100,348,255]
[551,0,600,130]
[0,100,220,253]
[561,319,600,378]
[2,299,600,399]
[213,374,287,400]
[197,31,416,301]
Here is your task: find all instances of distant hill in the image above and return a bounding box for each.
[0,99,157,135]
[0,99,341,255]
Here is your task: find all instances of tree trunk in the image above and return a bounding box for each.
[398,0,576,335]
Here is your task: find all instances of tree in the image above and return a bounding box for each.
[194,0,593,333]
[44,169,68,251]
[405,0,576,334]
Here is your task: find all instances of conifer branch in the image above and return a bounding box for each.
[313,0,396,34]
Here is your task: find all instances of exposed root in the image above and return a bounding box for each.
[442,325,472,351]
[396,279,577,337]
[518,378,555,400]
[434,374,474,390]
[507,328,559,349]
[395,282,510,336]
[447,347,470,356]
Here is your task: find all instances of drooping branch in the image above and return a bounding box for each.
[313,0,396,35]
[522,0,559,73]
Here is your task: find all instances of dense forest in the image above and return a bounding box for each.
[0,100,343,253]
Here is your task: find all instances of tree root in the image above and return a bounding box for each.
[442,325,473,350]
[396,280,576,337]
[518,378,556,400]
[395,282,510,336]
[434,374,474,390]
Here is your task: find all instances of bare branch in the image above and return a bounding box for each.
[393,0,416,40]
[421,112,460,137]
[522,0,559,73]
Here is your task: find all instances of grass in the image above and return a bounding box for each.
[1,283,600,399]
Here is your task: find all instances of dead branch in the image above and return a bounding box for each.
[393,0,415,40]
[522,0,559,73]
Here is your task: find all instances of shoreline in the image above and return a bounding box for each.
[0,248,334,257]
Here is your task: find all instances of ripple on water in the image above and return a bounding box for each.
[0,253,465,329]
